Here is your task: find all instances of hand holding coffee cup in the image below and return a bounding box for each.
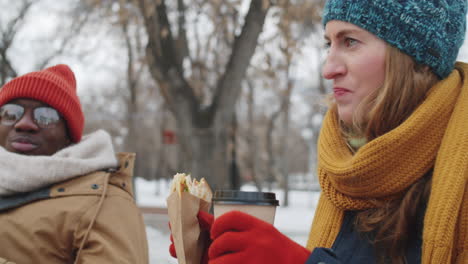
[209,192,311,264]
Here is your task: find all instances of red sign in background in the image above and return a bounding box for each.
[163,130,176,144]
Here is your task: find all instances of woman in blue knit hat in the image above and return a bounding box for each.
[169,1,468,263]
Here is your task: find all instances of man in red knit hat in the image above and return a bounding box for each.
[0,64,149,263]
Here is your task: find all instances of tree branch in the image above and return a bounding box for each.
[210,0,270,120]
[0,0,33,84]
[175,0,189,65]
[37,8,91,70]
[138,0,198,113]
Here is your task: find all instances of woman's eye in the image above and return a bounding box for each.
[324,41,331,49]
[344,38,358,47]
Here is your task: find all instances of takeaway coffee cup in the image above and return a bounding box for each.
[212,190,279,224]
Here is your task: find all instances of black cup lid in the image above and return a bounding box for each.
[212,190,279,206]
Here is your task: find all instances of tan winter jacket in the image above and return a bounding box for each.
[0,152,149,264]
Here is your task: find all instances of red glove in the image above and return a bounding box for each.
[208,211,311,264]
[169,210,214,264]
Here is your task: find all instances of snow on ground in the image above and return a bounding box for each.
[136,178,320,264]
[145,226,178,264]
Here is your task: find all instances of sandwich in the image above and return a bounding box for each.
[170,173,212,202]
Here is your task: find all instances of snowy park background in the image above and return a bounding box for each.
[2,2,468,263]
[135,177,320,264]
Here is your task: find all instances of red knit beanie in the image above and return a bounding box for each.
[0,64,84,142]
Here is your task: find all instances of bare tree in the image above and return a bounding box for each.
[117,6,146,153]
[0,0,33,85]
[77,0,326,195]
[137,0,271,189]
[35,3,92,70]
[244,78,263,191]
[258,0,322,205]
[0,0,94,85]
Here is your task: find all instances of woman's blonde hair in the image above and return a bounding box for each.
[333,44,440,264]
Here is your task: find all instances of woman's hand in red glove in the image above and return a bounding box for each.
[169,210,214,264]
[208,211,311,264]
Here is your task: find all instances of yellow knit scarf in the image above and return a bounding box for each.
[306,62,468,264]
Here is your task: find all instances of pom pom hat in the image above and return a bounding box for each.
[323,0,467,79]
[0,64,84,142]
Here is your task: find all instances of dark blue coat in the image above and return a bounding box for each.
[305,210,424,264]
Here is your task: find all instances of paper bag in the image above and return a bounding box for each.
[167,191,211,264]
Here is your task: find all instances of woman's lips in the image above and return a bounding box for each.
[333,87,352,97]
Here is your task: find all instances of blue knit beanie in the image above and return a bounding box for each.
[323,0,467,79]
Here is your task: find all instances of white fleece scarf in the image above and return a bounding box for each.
[0,130,118,196]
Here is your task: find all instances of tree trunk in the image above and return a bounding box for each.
[246,80,262,191]
[188,126,227,191]
[266,111,276,191]
[155,105,169,181]
[278,79,292,206]
[229,113,241,190]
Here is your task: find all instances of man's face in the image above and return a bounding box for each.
[0,98,71,156]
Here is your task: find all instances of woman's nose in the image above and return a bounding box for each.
[322,50,346,80]
[14,111,39,131]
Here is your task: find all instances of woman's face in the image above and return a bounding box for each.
[323,20,387,125]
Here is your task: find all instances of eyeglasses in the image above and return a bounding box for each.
[0,103,62,128]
